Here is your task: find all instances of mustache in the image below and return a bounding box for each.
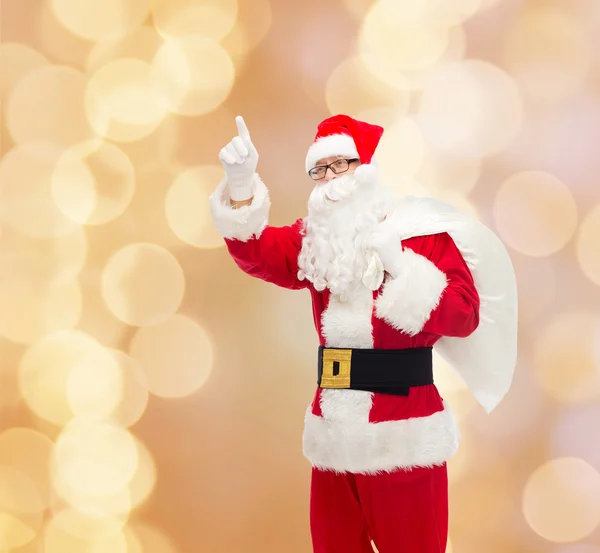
[308,174,358,213]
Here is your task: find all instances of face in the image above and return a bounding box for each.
[310,156,361,184]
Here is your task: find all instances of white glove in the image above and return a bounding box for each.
[218,116,259,201]
[364,220,404,279]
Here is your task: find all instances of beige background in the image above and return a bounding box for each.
[1,0,600,552]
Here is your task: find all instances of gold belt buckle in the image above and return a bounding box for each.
[321,348,352,389]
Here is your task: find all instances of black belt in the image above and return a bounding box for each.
[317,346,433,396]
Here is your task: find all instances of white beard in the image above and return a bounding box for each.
[297,170,395,301]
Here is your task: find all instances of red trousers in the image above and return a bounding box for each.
[310,463,448,553]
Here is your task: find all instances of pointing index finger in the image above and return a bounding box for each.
[235,115,251,140]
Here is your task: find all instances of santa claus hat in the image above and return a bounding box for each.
[305,114,384,172]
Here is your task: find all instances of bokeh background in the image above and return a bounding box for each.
[1,0,600,551]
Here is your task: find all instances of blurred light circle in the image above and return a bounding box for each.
[76,271,129,348]
[106,350,149,428]
[85,59,167,143]
[51,140,135,226]
[415,147,481,196]
[115,112,182,174]
[359,0,482,26]
[51,468,133,520]
[435,348,477,422]
[446,428,474,484]
[435,350,477,421]
[533,313,600,404]
[151,35,235,116]
[0,277,82,345]
[551,404,600,473]
[454,469,518,544]
[418,60,522,157]
[47,507,124,540]
[50,0,151,41]
[0,142,82,238]
[393,24,467,92]
[35,0,94,69]
[404,26,467,94]
[376,117,425,183]
[220,0,272,60]
[129,314,213,398]
[86,25,165,74]
[0,510,39,550]
[152,0,238,41]
[381,177,432,200]
[493,171,577,257]
[468,358,546,449]
[523,458,600,542]
[53,421,138,497]
[498,94,600,206]
[127,437,157,511]
[0,214,84,346]
[343,0,377,21]
[513,256,557,323]
[101,243,185,327]
[433,190,479,220]
[553,546,600,553]
[325,57,410,118]
[358,0,450,74]
[0,225,87,288]
[127,522,178,553]
[298,13,363,106]
[43,508,128,553]
[505,8,590,103]
[358,17,448,83]
[0,466,44,515]
[0,466,44,548]
[65,346,123,422]
[354,107,406,130]
[343,0,378,20]
[51,433,154,517]
[166,165,228,249]
[18,330,110,426]
[0,428,56,509]
[124,166,197,249]
[6,66,92,146]
[576,204,600,287]
[0,43,48,99]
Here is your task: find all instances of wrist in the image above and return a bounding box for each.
[383,249,404,279]
[227,174,255,201]
[230,197,253,209]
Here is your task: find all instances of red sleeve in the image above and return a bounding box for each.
[224,218,308,291]
[375,231,480,338]
[412,232,480,337]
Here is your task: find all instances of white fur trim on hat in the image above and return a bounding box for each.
[305,133,359,172]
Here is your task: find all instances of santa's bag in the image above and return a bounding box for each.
[389,196,518,414]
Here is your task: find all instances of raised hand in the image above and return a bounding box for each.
[218,116,259,201]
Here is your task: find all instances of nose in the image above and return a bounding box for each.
[324,166,337,181]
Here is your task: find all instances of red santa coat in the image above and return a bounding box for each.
[209,175,514,474]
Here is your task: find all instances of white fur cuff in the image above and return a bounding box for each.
[302,402,459,474]
[375,248,448,336]
[208,173,270,241]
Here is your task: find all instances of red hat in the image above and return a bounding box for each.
[305,114,384,172]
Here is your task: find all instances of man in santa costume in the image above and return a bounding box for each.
[209,114,517,553]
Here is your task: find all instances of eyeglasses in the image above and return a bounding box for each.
[308,158,360,180]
